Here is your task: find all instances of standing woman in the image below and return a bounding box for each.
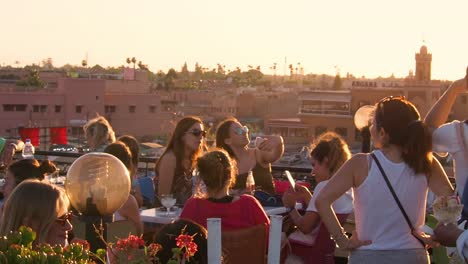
[216,117,284,195]
[154,116,205,206]
[83,116,116,151]
[316,96,454,264]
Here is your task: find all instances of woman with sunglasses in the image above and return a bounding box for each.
[216,117,284,195]
[154,116,205,206]
[0,180,72,247]
[316,96,454,264]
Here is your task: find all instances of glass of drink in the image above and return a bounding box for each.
[160,194,177,216]
[246,171,255,194]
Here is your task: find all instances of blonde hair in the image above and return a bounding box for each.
[0,180,70,245]
[310,132,351,176]
[83,116,116,149]
[196,149,236,196]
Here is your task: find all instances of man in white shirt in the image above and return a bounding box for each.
[426,67,467,260]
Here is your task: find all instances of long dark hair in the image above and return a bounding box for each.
[215,117,238,160]
[374,96,432,175]
[118,135,140,171]
[155,116,204,177]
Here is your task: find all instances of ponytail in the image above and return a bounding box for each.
[402,120,432,175]
[39,160,58,177]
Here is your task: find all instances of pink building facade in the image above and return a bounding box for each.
[0,71,174,148]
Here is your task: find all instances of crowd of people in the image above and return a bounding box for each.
[0,67,466,263]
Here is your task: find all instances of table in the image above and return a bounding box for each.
[140,203,302,224]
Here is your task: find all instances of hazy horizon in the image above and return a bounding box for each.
[2,0,468,80]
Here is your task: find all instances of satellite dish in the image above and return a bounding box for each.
[354,105,375,130]
[65,152,130,216]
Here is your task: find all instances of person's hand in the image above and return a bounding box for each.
[345,230,372,250]
[294,184,312,205]
[281,187,297,208]
[433,222,464,247]
[412,230,440,248]
[257,136,283,152]
[0,143,16,167]
[449,66,468,94]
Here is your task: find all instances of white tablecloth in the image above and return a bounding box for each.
[140,203,301,224]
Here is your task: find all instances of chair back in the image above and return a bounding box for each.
[138,176,155,207]
[222,224,267,264]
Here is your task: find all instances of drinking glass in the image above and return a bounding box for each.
[160,194,177,216]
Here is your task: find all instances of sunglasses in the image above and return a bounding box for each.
[186,129,207,137]
[376,95,406,126]
[233,126,249,135]
[55,212,74,226]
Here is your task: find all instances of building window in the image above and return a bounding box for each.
[129,105,136,113]
[16,105,27,112]
[55,105,62,113]
[3,104,14,112]
[76,105,83,113]
[315,126,327,137]
[462,95,467,105]
[335,127,348,137]
[105,105,116,113]
[5,104,28,112]
[149,105,156,113]
[33,105,47,113]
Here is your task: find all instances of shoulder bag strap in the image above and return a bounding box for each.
[370,153,426,247]
[456,122,468,159]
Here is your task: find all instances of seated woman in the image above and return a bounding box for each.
[104,142,143,235]
[83,116,116,151]
[0,180,72,247]
[154,116,205,206]
[180,149,270,231]
[118,135,143,207]
[1,159,57,217]
[153,219,208,264]
[282,132,353,264]
[216,117,284,195]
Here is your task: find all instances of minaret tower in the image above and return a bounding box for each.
[415,45,432,82]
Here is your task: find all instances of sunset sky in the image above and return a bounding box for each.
[1,0,467,80]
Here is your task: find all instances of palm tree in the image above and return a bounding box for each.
[131,57,137,70]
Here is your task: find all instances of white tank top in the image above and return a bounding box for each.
[354,150,428,250]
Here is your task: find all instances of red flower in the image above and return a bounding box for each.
[147,243,162,256]
[175,234,193,248]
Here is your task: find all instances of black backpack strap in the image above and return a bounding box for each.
[371,153,426,247]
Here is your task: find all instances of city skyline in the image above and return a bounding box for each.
[2,0,468,80]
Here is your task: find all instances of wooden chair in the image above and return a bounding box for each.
[221,224,267,264]
[207,216,283,264]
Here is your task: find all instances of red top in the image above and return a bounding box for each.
[180,194,270,231]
